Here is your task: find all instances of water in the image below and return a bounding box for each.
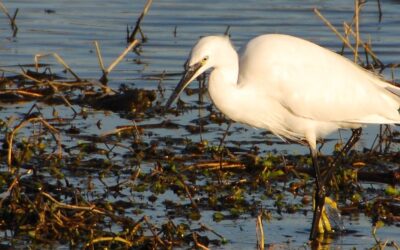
[1,0,399,248]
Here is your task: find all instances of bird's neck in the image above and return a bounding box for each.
[208,63,241,121]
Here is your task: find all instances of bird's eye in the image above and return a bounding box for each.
[201,56,209,64]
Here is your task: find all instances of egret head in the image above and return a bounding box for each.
[165,35,232,109]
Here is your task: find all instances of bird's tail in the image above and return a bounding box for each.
[385,84,400,101]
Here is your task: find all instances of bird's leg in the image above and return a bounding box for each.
[310,127,362,241]
[322,128,362,184]
[309,147,326,241]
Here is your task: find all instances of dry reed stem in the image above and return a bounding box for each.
[84,80,116,93]
[0,169,32,208]
[128,0,153,41]
[183,161,246,171]
[377,0,382,22]
[37,117,63,156]
[128,216,145,237]
[0,90,44,98]
[177,174,198,210]
[63,78,115,94]
[1,67,99,88]
[47,81,78,114]
[156,70,166,97]
[50,53,81,81]
[100,123,141,138]
[14,69,43,85]
[99,39,140,84]
[51,211,65,227]
[3,66,113,95]
[199,223,225,240]
[34,53,81,81]
[142,1,153,22]
[313,8,362,62]
[372,224,387,250]
[41,191,105,214]
[7,116,61,170]
[341,22,351,55]
[143,215,166,247]
[86,236,133,247]
[343,22,383,66]
[18,69,78,114]
[132,120,142,140]
[0,1,18,36]
[354,0,360,63]
[0,67,114,111]
[192,233,210,250]
[106,39,140,74]
[93,41,106,76]
[256,213,265,250]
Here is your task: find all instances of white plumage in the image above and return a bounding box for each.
[165,34,400,240]
[174,34,400,147]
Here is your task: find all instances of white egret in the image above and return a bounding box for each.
[165,34,400,241]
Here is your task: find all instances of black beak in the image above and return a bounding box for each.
[165,62,202,110]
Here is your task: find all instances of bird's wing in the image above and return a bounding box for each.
[239,34,400,124]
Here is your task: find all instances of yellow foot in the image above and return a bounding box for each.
[314,196,343,234]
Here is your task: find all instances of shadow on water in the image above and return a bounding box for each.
[0,0,399,249]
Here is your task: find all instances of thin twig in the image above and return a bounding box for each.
[157,70,166,97]
[343,22,383,66]
[86,236,133,247]
[192,233,210,250]
[16,69,79,114]
[377,0,382,22]
[100,123,141,138]
[7,116,61,170]
[182,161,245,171]
[0,90,44,98]
[256,213,265,250]
[200,223,226,240]
[100,39,140,83]
[128,0,153,42]
[0,66,114,110]
[34,53,81,81]
[41,191,105,214]
[0,2,18,36]
[177,174,198,210]
[107,40,139,73]
[354,0,360,63]
[143,216,166,247]
[94,41,106,77]
[11,8,18,37]
[46,81,78,114]
[224,25,231,36]
[0,169,33,208]
[313,8,362,62]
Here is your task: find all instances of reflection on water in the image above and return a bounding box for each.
[0,0,399,248]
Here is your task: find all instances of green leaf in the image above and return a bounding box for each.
[213,212,224,222]
[375,220,384,229]
[269,169,285,179]
[385,185,399,196]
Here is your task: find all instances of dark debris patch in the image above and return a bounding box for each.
[86,88,157,113]
[0,70,158,119]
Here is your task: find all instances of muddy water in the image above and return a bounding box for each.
[1,0,399,248]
